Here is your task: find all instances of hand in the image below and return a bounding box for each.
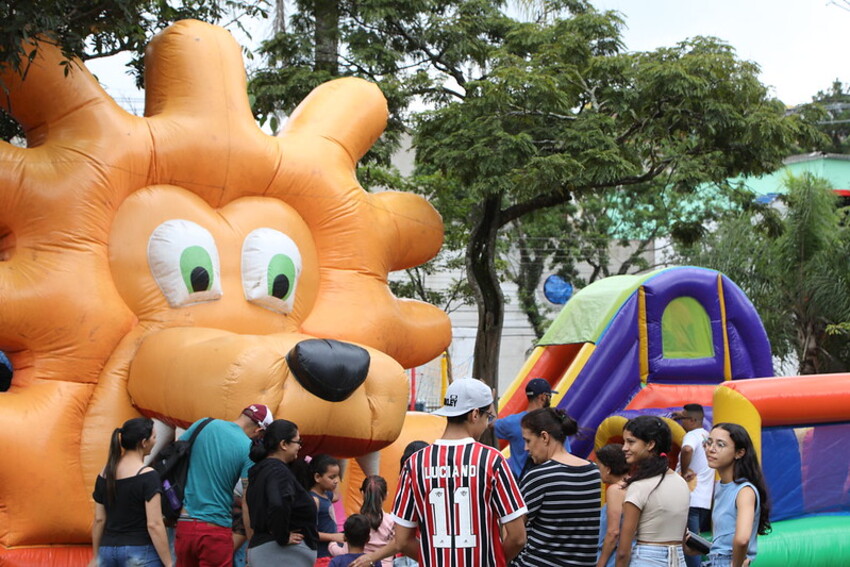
[349,553,377,567]
[743,560,752,567]
[289,531,304,545]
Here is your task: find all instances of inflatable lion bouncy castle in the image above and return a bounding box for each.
[0,19,451,562]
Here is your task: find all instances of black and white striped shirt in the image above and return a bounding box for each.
[512,460,601,567]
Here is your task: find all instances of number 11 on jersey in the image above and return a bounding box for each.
[428,486,478,548]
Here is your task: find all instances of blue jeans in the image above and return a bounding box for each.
[686,507,711,567]
[631,544,686,567]
[706,556,732,567]
[98,544,164,566]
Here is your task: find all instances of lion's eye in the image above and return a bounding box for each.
[242,228,302,314]
[148,220,222,307]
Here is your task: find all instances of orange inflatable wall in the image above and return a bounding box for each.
[0,20,451,562]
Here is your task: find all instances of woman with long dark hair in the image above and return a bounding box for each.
[90,417,172,567]
[244,419,318,566]
[512,408,601,567]
[616,415,690,567]
[702,423,771,567]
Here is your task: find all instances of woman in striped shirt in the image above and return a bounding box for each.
[512,408,601,567]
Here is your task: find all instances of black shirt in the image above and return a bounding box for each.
[93,470,162,546]
[246,458,319,550]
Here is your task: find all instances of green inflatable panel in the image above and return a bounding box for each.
[754,515,850,567]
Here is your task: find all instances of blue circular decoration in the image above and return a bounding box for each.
[544,275,573,305]
[0,351,11,392]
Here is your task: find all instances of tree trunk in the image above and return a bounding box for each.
[467,195,504,393]
[313,0,339,75]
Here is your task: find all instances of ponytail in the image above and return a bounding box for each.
[104,428,123,505]
[103,417,154,505]
[521,408,578,443]
[359,475,388,530]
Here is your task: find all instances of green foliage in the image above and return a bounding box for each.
[808,79,850,154]
[0,0,268,141]
[675,173,850,374]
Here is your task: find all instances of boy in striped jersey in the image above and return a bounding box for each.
[390,379,528,567]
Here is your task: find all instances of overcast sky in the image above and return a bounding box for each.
[594,0,848,105]
[87,0,848,111]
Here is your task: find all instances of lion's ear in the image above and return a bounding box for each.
[0,38,126,148]
[282,77,388,164]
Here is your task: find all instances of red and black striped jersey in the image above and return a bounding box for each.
[390,437,527,567]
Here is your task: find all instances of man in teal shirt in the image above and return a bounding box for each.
[175,404,272,567]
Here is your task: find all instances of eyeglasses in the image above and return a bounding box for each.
[485,411,496,424]
[703,438,728,450]
[287,438,303,446]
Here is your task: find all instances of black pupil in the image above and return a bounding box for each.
[271,274,290,299]
[0,361,11,392]
[190,266,210,292]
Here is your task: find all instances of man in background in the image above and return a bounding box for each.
[494,377,569,479]
[673,403,712,567]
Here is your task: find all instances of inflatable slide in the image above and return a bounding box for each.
[498,266,773,457]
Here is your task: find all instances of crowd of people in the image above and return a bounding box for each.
[88,384,771,567]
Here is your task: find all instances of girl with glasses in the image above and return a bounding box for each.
[702,423,771,567]
[245,419,319,566]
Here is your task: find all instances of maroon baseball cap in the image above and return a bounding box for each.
[242,404,273,430]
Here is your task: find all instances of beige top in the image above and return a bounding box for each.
[625,471,690,542]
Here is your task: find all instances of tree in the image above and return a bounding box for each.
[675,173,850,374]
[410,1,821,390]
[504,178,757,339]
[0,1,267,140]
[248,0,820,392]
[809,79,850,154]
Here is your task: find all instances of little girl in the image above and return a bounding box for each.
[308,454,343,567]
[699,423,771,567]
[330,475,395,567]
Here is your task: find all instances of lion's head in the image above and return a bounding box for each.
[0,20,450,550]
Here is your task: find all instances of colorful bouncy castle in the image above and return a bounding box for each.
[500,266,850,566]
[498,266,773,457]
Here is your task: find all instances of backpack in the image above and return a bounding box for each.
[149,417,214,525]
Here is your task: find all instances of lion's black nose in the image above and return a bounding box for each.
[286,339,371,402]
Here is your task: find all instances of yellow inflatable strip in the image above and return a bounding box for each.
[717,274,732,380]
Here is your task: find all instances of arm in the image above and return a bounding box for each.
[145,495,174,567]
[679,445,695,481]
[349,540,403,567]
[242,478,253,542]
[267,475,294,545]
[597,485,625,567]
[394,524,421,560]
[501,515,527,562]
[88,503,106,567]
[732,486,757,567]
[615,502,640,567]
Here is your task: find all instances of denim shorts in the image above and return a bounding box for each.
[706,554,733,567]
[97,544,164,567]
[630,544,686,567]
